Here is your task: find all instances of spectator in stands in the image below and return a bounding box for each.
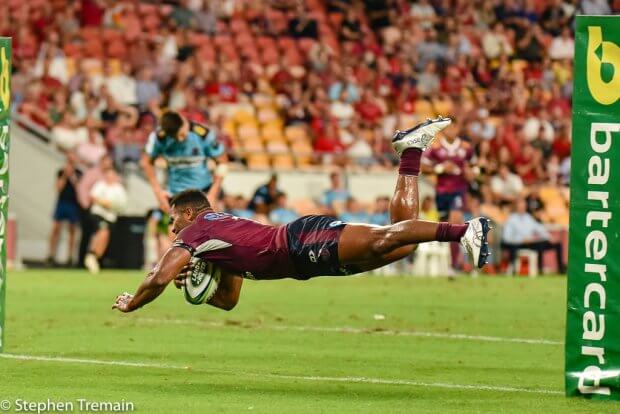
[136,67,161,111]
[339,197,369,223]
[269,192,299,225]
[248,174,280,214]
[369,196,390,226]
[75,128,107,168]
[321,171,351,217]
[482,22,513,59]
[580,0,612,15]
[47,153,82,267]
[51,111,88,152]
[104,61,137,106]
[501,198,566,274]
[490,165,524,206]
[106,108,142,170]
[420,196,440,222]
[549,27,575,61]
[84,165,127,274]
[339,7,363,43]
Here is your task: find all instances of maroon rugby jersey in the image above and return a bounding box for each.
[173,211,295,279]
[423,137,473,194]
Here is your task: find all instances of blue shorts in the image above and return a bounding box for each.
[53,201,80,224]
[285,215,361,280]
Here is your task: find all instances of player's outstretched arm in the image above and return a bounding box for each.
[112,247,191,313]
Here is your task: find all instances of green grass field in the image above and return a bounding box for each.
[1,270,617,413]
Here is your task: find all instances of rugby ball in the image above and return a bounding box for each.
[183,258,221,305]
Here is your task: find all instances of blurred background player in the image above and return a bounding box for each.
[421,119,474,219]
[141,110,228,212]
[84,166,128,274]
[141,110,228,266]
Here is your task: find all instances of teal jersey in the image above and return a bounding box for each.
[145,122,224,195]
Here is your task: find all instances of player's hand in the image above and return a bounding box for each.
[443,161,459,174]
[156,190,172,213]
[174,263,194,289]
[112,292,135,312]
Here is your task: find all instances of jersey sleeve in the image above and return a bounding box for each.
[173,220,232,256]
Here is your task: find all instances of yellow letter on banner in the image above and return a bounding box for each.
[587,26,620,106]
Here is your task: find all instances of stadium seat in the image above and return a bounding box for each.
[414,99,435,118]
[242,138,264,153]
[238,123,261,141]
[257,108,281,125]
[266,140,289,154]
[432,96,454,116]
[271,154,295,170]
[247,154,271,169]
[285,125,308,141]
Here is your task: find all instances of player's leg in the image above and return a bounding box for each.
[47,220,62,265]
[339,216,490,271]
[85,218,110,273]
[377,116,451,262]
[67,222,77,266]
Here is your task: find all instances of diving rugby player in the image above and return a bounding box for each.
[113,117,492,313]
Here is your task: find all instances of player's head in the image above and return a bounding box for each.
[169,190,211,235]
[160,111,190,141]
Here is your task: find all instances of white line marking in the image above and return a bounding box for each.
[138,318,563,346]
[0,353,562,395]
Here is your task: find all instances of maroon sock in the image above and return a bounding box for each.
[435,223,468,242]
[399,148,422,176]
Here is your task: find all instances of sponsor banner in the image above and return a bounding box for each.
[0,38,10,352]
[565,16,620,399]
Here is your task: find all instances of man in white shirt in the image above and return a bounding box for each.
[501,198,565,273]
[84,166,128,274]
[549,27,575,60]
[104,61,138,106]
[490,165,524,205]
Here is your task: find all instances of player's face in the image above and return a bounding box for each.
[176,119,190,141]
[169,206,194,235]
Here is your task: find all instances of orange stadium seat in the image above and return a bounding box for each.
[266,140,289,154]
[247,154,271,169]
[242,138,264,153]
[271,154,295,170]
[414,99,435,118]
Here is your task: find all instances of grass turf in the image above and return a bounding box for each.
[0,270,617,413]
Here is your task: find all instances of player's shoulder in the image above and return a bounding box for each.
[189,122,210,140]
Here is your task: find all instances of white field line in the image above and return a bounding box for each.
[137,317,563,346]
[0,353,563,396]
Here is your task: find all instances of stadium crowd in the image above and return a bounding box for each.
[6,0,618,273]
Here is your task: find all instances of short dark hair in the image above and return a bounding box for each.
[170,190,211,211]
[160,111,184,138]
